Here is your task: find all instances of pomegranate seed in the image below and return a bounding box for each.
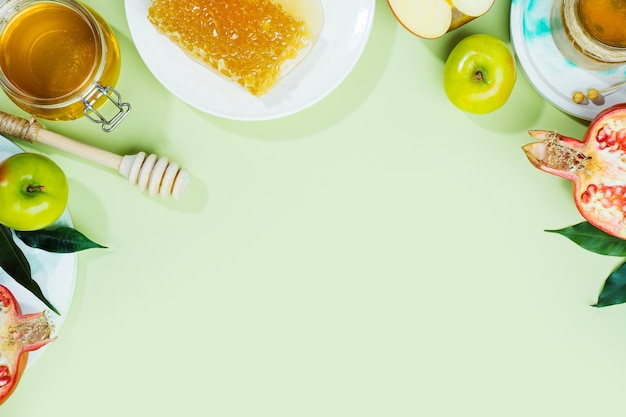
[607,135,618,146]
[0,367,9,387]
[581,191,591,203]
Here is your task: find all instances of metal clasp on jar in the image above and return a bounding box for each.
[81,82,131,132]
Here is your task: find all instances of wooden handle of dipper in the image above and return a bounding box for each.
[0,111,189,200]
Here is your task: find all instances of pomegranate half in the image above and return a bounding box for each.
[0,284,55,404]
[523,103,626,239]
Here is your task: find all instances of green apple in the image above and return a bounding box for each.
[443,34,516,114]
[0,153,69,231]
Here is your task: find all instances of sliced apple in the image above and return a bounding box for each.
[388,0,495,39]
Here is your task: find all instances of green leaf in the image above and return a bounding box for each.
[545,222,626,256]
[16,226,106,253]
[594,260,626,307]
[0,225,31,277]
[0,225,59,315]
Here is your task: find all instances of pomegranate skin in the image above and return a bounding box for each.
[523,103,626,239]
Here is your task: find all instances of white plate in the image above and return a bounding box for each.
[0,136,77,369]
[125,0,375,121]
[510,0,626,121]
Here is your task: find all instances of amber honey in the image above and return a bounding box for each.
[148,0,322,96]
[578,0,626,48]
[551,0,626,69]
[0,0,122,121]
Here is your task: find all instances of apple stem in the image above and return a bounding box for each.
[26,185,45,193]
[473,70,484,82]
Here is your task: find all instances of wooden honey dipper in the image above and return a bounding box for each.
[0,111,189,200]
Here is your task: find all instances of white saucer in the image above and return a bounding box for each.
[510,0,626,121]
[125,0,375,121]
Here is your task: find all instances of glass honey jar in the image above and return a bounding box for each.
[0,0,130,132]
[551,0,626,70]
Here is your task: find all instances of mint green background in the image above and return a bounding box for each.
[2,0,624,416]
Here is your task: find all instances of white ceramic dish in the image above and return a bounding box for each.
[0,136,77,368]
[125,0,375,121]
[510,0,626,121]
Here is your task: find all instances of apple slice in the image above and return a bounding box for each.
[388,0,495,39]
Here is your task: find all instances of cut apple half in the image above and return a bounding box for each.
[388,0,495,39]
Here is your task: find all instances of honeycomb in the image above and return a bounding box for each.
[148,0,311,96]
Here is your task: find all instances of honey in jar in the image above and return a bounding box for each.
[148,0,323,96]
[551,0,626,69]
[578,0,626,48]
[0,0,129,131]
